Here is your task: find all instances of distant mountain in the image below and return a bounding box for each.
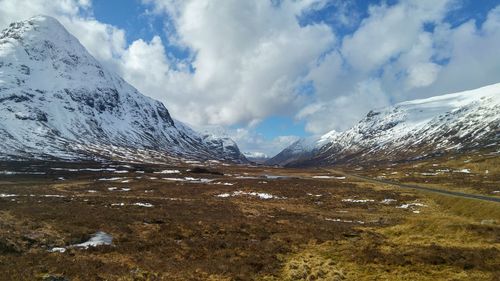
[0,16,247,163]
[268,83,500,166]
[243,152,270,164]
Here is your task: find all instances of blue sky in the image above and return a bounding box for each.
[1,0,500,156]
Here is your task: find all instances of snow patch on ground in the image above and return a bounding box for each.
[162,177,186,182]
[342,198,375,203]
[216,193,231,198]
[325,218,365,224]
[74,231,113,249]
[0,193,17,197]
[421,172,438,176]
[133,202,154,208]
[162,177,213,183]
[111,202,153,207]
[397,202,427,213]
[397,203,426,209]
[107,187,131,192]
[41,194,66,198]
[154,169,181,174]
[307,193,323,197]
[49,247,67,253]
[453,169,471,174]
[380,199,397,204]
[113,170,129,174]
[49,231,112,253]
[98,177,125,181]
[216,191,286,200]
[234,176,260,179]
[212,182,234,186]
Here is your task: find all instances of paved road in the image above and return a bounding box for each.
[323,169,500,204]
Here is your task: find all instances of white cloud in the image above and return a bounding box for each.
[300,79,391,133]
[230,127,300,156]
[414,6,500,96]
[140,0,335,128]
[120,36,173,99]
[341,0,449,73]
[405,62,441,89]
[0,0,88,26]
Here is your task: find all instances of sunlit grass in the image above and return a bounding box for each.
[260,191,500,281]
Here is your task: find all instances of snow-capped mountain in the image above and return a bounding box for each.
[0,16,247,163]
[268,83,500,166]
[265,132,335,166]
[243,152,270,164]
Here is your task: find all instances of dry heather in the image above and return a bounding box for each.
[0,160,498,280]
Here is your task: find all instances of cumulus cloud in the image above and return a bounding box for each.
[299,79,391,132]
[140,0,335,127]
[230,127,300,157]
[0,0,90,26]
[413,6,500,96]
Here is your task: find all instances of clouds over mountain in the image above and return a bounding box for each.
[1,0,500,155]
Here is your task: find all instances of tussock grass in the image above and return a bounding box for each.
[446,154,500,174]
[429,194,500,222]
[261,193,500,281]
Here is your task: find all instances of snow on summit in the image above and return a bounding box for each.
[269,83,500,166]
[0,16,247,162]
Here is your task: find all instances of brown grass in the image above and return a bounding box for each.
[259,190,500,281]
[0,160,498,280]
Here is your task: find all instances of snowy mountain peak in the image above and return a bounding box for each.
[3,15,71,42]
[0,16,246,163]
[1,15,90,69]
[268,83,500,166]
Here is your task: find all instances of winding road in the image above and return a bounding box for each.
[323,169,500,204]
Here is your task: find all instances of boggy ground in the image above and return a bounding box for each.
[0,160,498,280]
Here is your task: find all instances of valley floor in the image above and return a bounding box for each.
[0,159,498,280]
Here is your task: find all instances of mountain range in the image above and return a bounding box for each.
[268,83,500,166]
[0,16,247,163]
[1,16,498,167]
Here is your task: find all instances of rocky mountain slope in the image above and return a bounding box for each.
[0,16,247,163]
[268,83,500,166]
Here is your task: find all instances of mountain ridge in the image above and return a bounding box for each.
[0,15,247,163]
[268,83,500,167]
